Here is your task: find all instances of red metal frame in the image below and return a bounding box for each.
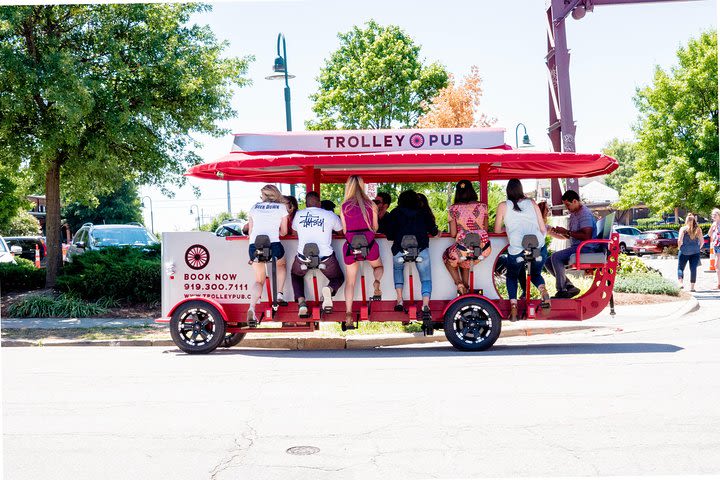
[161,135,621,333]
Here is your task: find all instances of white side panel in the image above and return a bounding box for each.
[161,232,509,316]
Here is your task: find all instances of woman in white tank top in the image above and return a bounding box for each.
[494,179,550,321]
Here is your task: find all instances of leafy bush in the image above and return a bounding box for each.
[0,257,45,290]
[56,245,160,303]
[637,217,663,227]
[662,246,679,256]
[617,254,655,275]
[634,222,712,233]
[7,293,108,318]
[614,273,680,296]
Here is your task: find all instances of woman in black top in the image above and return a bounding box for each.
[385,190,439,319]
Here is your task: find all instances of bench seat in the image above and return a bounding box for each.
[569,252,607,266]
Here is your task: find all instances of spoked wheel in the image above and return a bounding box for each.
[221,332,246,348]
[443,298,501,351]
[169,301,226,354]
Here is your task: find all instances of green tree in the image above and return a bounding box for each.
[0,166,31,232]
[602,138,638,195]
[62,181,143,233]
[199,210,248,233]
[618,30,718,215]
[1,209,41,236]
[307,20,448,130]
[0,4,252,286]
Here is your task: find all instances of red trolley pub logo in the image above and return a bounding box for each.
[185,244,210,270]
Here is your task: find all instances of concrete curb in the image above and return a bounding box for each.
[1,295,699,350]
[1,324,598,349]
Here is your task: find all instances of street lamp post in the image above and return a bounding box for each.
[515,123,534,148]
[266,32,296,197]
[141,196,154,234]
[189,205,200,230]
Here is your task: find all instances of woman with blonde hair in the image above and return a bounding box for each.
[340,175,384,327]
[246,184,289,324]
[677,213,703,291]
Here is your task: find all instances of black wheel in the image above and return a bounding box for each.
[619,243,627,254]
[170,301,226,354]
[443,298,502,351]
[221,332,246,348]
[636,252,644,257]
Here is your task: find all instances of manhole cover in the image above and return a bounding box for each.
[286,446,320,456]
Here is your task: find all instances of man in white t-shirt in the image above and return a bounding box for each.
[290,191,345,317]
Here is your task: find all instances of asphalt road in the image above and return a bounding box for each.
[3,282,719,480]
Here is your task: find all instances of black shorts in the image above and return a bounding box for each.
[248,242,285,261]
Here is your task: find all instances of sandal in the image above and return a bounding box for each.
[509,304,518,322]
[373,280,382,298]
[394,302,404,312]
[456,283,467,296]
[344,311,355,329]
[540,291,552,310]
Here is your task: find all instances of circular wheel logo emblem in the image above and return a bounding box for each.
[409,133,425,148]
[185,244,210,270]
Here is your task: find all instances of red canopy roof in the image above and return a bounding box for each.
[187,148,618,184]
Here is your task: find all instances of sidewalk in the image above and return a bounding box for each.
[1,294,699,349]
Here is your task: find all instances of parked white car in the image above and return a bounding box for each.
[612,225,643,254]
[0,237,22,264]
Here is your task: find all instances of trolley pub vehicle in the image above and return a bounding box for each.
[158,128,620,354]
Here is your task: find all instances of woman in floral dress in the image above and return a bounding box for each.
[443,180,492,295]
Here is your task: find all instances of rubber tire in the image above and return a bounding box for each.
[170,301,226,354]
[443,297,502,351]
[619,243,627,254]
[636,252,644,257]
[221,332,246,348]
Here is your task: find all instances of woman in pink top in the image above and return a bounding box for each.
[340,175,384,327]
[442,180,491,295]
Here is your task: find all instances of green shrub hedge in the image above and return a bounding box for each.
[0,258,45,291]
[633,222,712,233]
[614,273,679,296]
[56,245,160,303]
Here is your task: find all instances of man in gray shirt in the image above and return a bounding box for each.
[546,190,597,298]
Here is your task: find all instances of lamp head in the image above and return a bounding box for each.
[572,5,586,20]
[273,56,286,73]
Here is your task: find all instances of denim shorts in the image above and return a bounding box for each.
[248,242,285,261]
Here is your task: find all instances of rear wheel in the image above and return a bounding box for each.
[170,301,226,354]
[443,298,502,351]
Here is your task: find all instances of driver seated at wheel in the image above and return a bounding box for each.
[246,184,290,325]
[290,191,345,317]
[546,189,598,299]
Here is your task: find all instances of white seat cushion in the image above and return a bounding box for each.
[569,252,607,265]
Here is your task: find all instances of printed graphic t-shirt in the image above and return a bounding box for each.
[292,207,343,257]
[248,202,288,243]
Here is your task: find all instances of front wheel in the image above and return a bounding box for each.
[619,243,627,254]
[443,297,502,351]
[170,301,226,354]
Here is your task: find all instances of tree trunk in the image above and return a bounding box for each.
[45,160,61,288]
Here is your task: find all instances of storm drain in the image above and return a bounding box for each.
[286,446,320,456]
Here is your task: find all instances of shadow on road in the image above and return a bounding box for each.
[168,341,683,358]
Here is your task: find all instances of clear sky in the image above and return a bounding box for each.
[139,0,718,233]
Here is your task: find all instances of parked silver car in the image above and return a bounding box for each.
[612,225,643,254]
[67,223,158,261]
[0,237,22,264]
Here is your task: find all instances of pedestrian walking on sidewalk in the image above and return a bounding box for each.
[677,214,703,291]
[709,208,720,289]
